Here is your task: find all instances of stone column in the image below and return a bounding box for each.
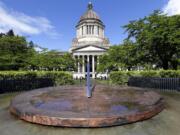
[92,55,95,78]
[98,26,100,36]
[83,25,86,36]
[87,25,89,35]
[91,25,93,35]
[94,25,98,36]
[100,28,102,37]
[82,55,85,73]
[78,55,80,73]
[92,26,93,35]
[92,26,94,35]
[102,29,104,38]
[82,26,84,36]
[89,25,91,35]
[87,55,89,63]
[79,27,81,37]
[73,55,77,72]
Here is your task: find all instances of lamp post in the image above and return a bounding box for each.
[86,62,91,98]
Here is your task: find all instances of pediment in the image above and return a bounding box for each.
[74,45,107,52]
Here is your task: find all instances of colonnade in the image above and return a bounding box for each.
[77,25,104,38]
[74,55,99,78]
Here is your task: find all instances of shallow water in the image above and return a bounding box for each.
[1,91,180,135]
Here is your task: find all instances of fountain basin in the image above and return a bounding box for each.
[9,85,164,127]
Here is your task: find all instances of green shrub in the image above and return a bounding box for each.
[0,71,74,93]
[110,70,180,85]
[126,71,141,77]
[159,70,180,78]
[36,71,74,85]
[139,71,159,77]
[0,71,37,80]
[0,71,74,85]
[110,71,128,85]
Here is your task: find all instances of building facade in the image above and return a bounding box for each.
[69,2,110,79]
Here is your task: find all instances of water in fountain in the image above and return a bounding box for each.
[9,63,164,127]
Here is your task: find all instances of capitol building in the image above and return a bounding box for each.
[69,2,110,79]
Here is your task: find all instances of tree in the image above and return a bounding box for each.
[0,30,76,71]
[6,29,15,36]
[117,40,138,70]
[124,11,180,70]
[62,53,76,71]
[29,50,76,71]
[97,40,138,72]
[29,41,35,48]
[98,53,118,72]
[0,31,34,70]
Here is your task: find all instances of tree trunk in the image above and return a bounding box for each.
[171,61,178,70]
[162,61,169,70]
[127,67,131,71]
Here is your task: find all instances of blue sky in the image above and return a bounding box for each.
[0,0,179,51]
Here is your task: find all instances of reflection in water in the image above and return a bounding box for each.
[9,85,164,127]
[35,100,72,111]
[111,105,128,112]
[1,92,179,135]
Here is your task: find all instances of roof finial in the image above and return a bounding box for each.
[88,2,93,10]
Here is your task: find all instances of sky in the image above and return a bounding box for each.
[0,0,179,51]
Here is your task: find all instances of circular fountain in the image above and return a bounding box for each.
[9,85,164,127]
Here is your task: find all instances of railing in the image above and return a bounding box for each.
[0,78,54,93]
[128,77,180,91]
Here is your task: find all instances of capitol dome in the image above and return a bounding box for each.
[80,2,100,21]
[70,2,110,79]
[70,2,110,50]
[77,2,104,27]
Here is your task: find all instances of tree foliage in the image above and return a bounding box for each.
[124,11,180,70]
[28,50,76,71]
[0,29,76,71]
[0,30,35,70]
[98,11,180,72]
[98,40,137,72]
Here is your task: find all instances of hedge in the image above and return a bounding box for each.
[0,71,74,93]
[110,70,180,85]
[109,71,129,85]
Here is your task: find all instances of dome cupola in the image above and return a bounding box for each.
[80,2,100,21]
[70,2,110,51]
[76,2,105,39]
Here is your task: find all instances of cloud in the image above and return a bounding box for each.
[163,0,180,15]
[0,1,59,37]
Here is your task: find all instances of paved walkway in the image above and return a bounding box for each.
[0,90,180,135]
